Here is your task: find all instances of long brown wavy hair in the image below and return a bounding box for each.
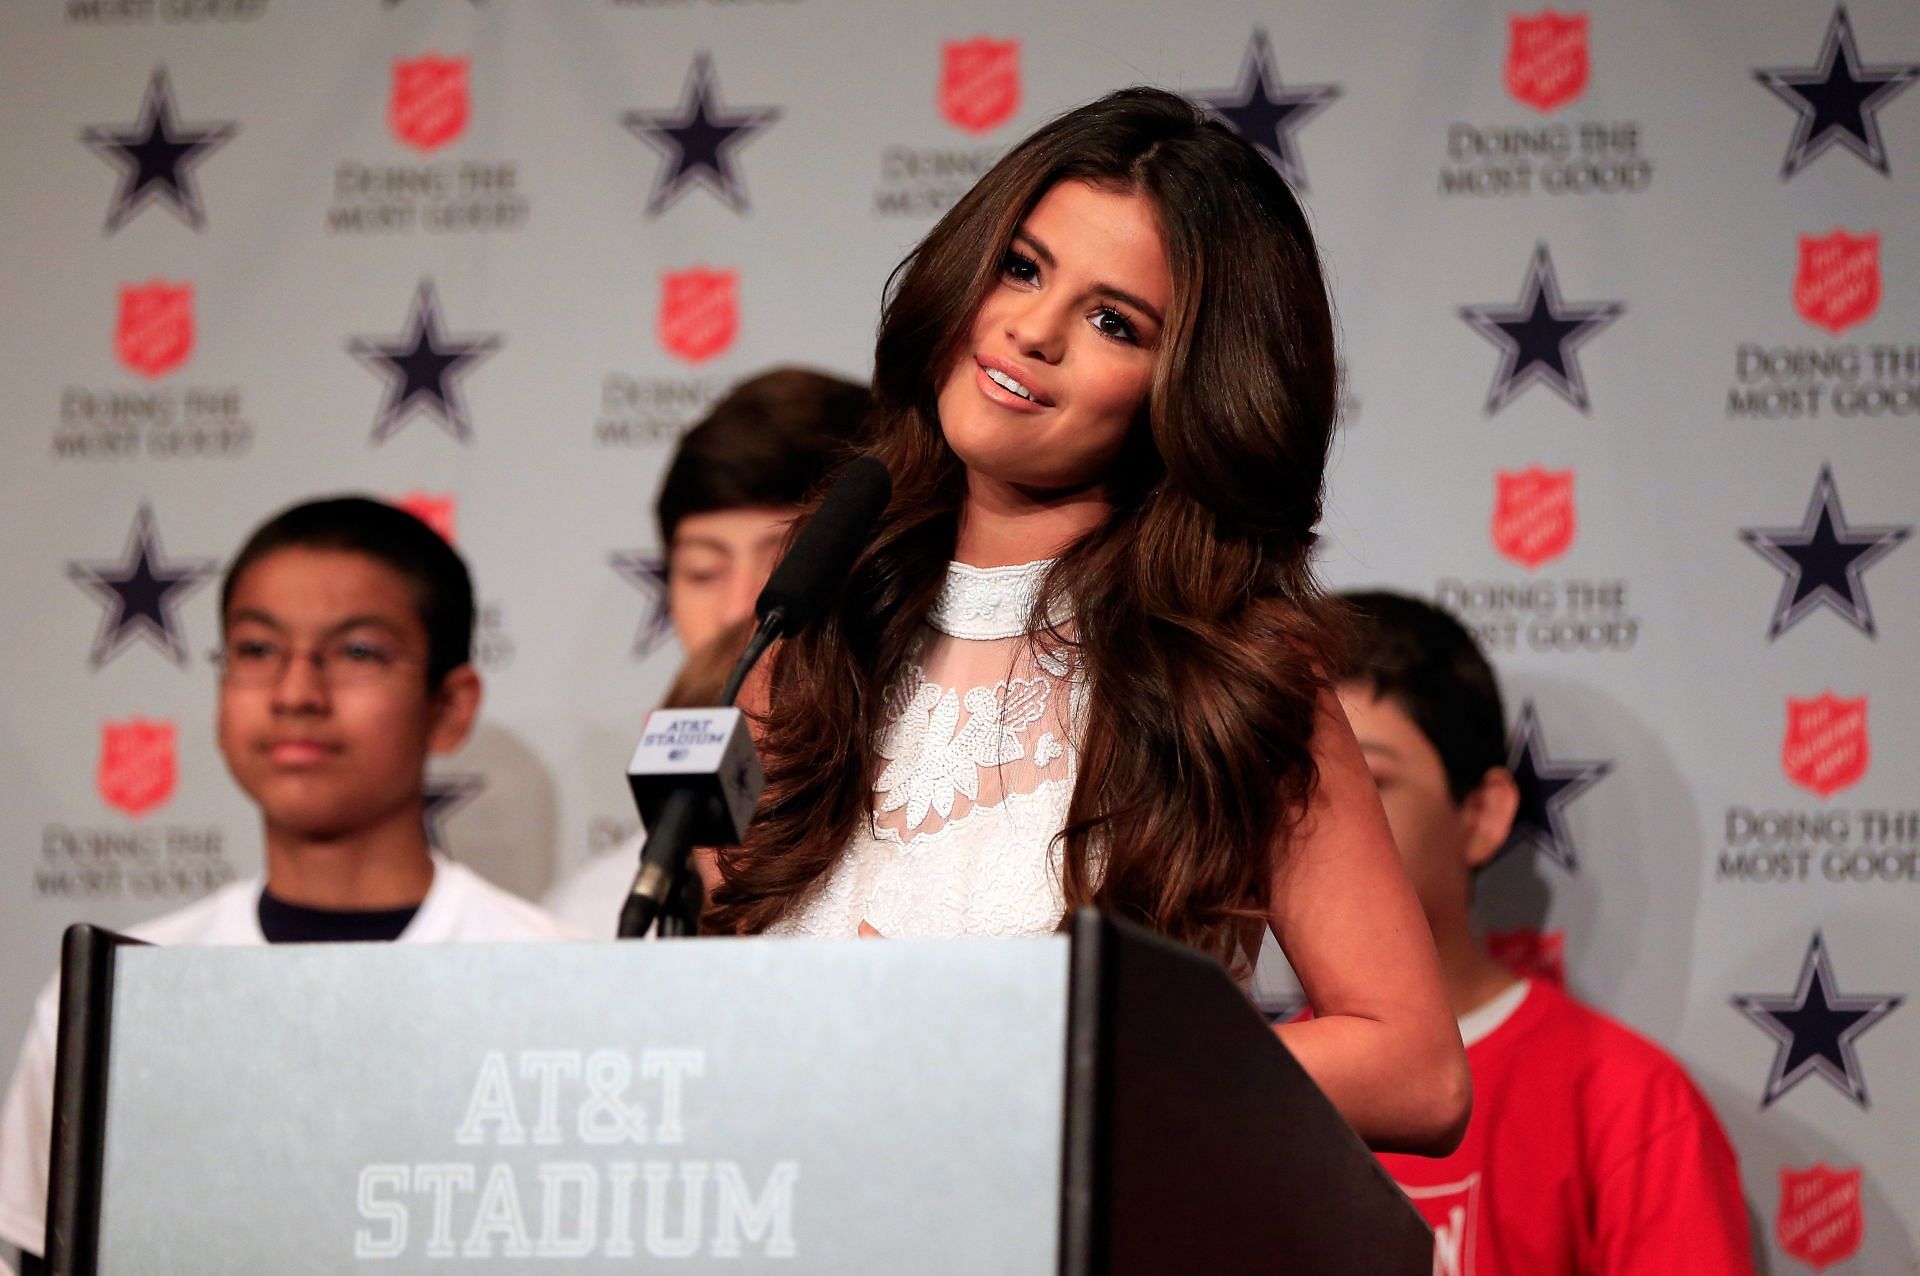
[707,87,1345,970]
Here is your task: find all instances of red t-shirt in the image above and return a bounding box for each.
[1378,977,1753,1276]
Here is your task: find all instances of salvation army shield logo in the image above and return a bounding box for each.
[658,267,738,365]
[115,281,194,380]
[98,718,177,818]
[1491,466,1576,569]
[1777,1163,1864,1271]
[1506,11,1589,113]
[393,492,458,544]
[1488,927,1566,986]
[1794,230,1880,336]
[390,55,470,153]
[940,37,1020,135]
[1782,693,1869,799]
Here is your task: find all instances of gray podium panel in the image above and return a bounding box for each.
[93,937,1070,1274]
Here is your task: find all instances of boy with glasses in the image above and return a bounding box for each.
[0,497,580,1273]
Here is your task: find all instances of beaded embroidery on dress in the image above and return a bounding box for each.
[768,560,1084,938]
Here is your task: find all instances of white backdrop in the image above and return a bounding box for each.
[1,1,1916,1269]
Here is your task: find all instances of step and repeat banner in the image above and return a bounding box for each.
[1,1,1915,1268]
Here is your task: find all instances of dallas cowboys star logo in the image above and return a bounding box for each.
[1755,5,1918,179]
[348,281,501,444]
[81,67,237,234]
[1732,931,1902,1109]
[610,551,674,656]
[1198,29,1341,190]
[1503,701,1610,873]
[621,53,779,215]
[67,504,219,669]
[1460,243,1623,415]
[422,773,485,853]
[1741,465,1909,640]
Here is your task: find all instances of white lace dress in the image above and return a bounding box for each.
[768,559,1084,938]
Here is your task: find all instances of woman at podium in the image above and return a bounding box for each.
[703,88,1469,1155]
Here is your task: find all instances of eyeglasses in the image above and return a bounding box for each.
[211,636,423,687]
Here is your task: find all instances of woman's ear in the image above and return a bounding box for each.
[427,665,483,756]
[1460,766,1520,870]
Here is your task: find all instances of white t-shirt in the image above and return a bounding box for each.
[542,838,643,938]
[0,857,583,1259]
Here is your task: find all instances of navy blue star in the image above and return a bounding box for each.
[421,773,485,853]
[1755,5,1918,179]
[610,551,674,657]
[1503,701,1610,874]
[1741,465,1908,640]
[66,504,218,669]
[1460,243,1623,415]
[81,67,237,233]
[1198,29,1341,190]
[621,53,779,215]
[348,281,501,444]
[1733,931,1902,1109]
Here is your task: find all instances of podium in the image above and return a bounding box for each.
[47,910,1430,1274]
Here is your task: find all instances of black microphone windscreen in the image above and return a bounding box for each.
[754,455,892,633]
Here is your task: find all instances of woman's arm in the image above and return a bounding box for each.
[1268,689,1471,1155]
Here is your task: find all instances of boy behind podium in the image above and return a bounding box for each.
[1336,591,1753,1275]
[543,367,870,933]
[0,497,579,1273]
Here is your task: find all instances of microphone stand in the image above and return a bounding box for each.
[638,790,703,938]
[619,608,784,940]
[615,449,892,941]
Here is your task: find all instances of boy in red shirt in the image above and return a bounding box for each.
[1337,591,1753,1275]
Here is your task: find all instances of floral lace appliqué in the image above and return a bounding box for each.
[1034,732,1064,768]
[875,671,1052,831]
[769,559,1088,941]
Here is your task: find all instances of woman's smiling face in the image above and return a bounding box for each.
[936,179,1173,496]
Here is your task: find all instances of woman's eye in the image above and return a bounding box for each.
[1092,307,1138,343]
[1001,250,1039,284]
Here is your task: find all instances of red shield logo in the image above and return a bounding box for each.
[98,719,177,819]
[393,492,458,544]
[1488,928,1566,986]
[115,281,194,380]
[1491,467,1576,569]
[1506,11,1589,113]
[658,268,739,365]
[1777,1164,1864,1271]
[940,37,1021,135]
[389,55,469,153]
[1782,694,1869,798]
[1794,230,1880,335]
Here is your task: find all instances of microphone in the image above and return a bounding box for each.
[754,455,893,631]
[721,455,892,704]
[618,708,763,937]
[618,456,892,939]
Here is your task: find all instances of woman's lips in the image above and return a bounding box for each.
[973,360,1051,413]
